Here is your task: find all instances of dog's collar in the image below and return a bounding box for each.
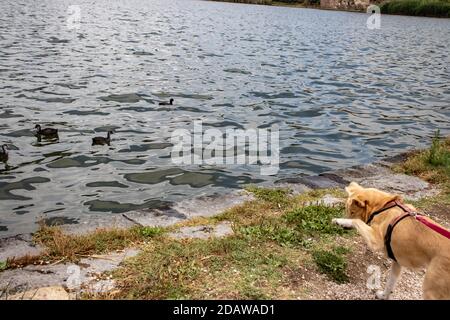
[366,200,402,225]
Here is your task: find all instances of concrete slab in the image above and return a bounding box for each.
[174,191,254,218]
[0,234,44,262]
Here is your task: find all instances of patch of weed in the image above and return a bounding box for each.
[284,205,345,236]
[136,226,165,238]
[245,185,291,208]
[312,248,349,284]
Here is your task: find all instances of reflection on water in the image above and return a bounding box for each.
[0,0,449,237]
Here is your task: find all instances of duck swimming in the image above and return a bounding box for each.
[92,131,113,146]
[0,144,8,163]
[159,98,174,106]
[35,124,58,137]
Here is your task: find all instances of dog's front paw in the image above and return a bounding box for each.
[332,218,353,229]
[375,290,389,300]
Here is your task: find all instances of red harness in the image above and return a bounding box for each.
[367,200,450,261]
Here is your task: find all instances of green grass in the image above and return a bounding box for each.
[7,131,450,299]
[6,186,354,299]
[244,185,345,209]
[333,245,351,255]
[381,0,450,17]
[239,223,300,246]
[394,131,450,218]
[238,204,346,247]
[312,247,349,283]
[112,237,289,299]
[394,131,450,186]
[245,185,291,208]
[109,199,350,299]
[284,205,347,236]
[99,134,450,299]
[137,226,165,238]
[409,191,450,210]
[6,225,166,268]
[428,130,450,167]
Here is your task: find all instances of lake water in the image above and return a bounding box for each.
[1,0,449,237]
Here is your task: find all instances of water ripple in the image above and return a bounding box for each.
[0,0,449,237]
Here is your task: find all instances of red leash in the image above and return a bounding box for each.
[415,215,450,239]
[367,200,450,261]
[392,200,450,240]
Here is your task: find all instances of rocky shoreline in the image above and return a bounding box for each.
[0,149,442,299]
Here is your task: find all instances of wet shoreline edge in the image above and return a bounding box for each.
[0,150,426,262]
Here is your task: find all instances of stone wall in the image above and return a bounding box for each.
[320,0,371,11]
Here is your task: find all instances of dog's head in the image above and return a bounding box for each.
[345,182,401,223]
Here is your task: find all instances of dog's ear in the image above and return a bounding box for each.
[345,182,361,195]
[349,182,361,189]
[351,197,367,208]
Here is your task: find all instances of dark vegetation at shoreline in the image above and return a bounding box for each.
[395,131,450,187]
[381,0,450,17]
[209,0,450,17]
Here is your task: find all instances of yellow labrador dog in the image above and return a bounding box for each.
[332,182,450,300]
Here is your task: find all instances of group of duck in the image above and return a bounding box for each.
[0,124,112,167]
[0,98,175,167]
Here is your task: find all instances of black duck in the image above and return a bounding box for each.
[0,144,8,163]
[92,131,113,146]
[35,124,58,137]
[159,98,174,106]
